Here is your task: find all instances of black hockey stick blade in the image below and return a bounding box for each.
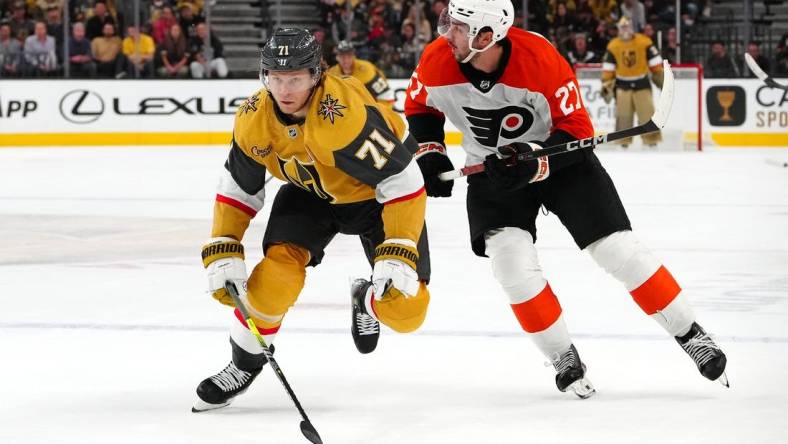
[745,53,788,90]
[300,420,324,444]
[438,60,675,181]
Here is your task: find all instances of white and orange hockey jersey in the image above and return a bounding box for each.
[405,27,594,165]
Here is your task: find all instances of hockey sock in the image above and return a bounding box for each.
[631,266,695,337]
[511,283,573,358]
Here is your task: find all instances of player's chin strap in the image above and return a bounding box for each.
[461,36,497,63]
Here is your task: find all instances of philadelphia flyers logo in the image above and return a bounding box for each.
[462,105,534,147]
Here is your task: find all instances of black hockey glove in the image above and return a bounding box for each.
[483,142,550,190]
[414,142,454,197]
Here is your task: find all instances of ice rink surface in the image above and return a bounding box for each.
[1,145,787,444]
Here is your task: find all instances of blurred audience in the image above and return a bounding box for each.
[68,21,94,77]
[189,22,226,78]
[122,24,154,78]
[705,40,739,78]
[91,21,122,77]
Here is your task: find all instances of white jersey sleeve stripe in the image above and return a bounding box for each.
[216,168,265,216]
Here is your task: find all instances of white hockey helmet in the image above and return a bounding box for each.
[438,0,515,62]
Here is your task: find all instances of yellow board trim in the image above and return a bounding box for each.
[711,133,788,147]
[0,132,232,147]
[3,130,784,148]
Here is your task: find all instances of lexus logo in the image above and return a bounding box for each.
[59,90,105,124]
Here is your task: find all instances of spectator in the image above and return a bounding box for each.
[122,25,154,78]
[68,22,95,77]
[86,2,116,41]
[402,2,432,45]
[312,26,336,65]
[589,0,618,25]
[23,20,57,76]
[566,32,599,65]
[574,0,598,34]
[178,4,203,40]
[427,0,446,31]
[152,6,176,44]
[1,22,24,77]
[44,6,63,63]
[189,22,227,78]
[157,23,189,77]
[776,34,788,76]
[551,2,577,52]
[588,19,610,55]
[8,1,34,40]
[705,40,738,78]
[548,0,576,23]
[36,0,62,16]
[743,41,770,77]
[398,21,423,73]
[660,26,678,64]
[642,22,654,41]
[91,21,123,78]
[620,0,646,32]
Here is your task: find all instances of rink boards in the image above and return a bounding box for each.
[0,77,786,147]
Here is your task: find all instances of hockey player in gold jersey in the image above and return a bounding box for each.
[327,40,394,107]
[193,28,430,412]
[602,17,664,148]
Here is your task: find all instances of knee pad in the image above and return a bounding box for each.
[586,230,661,291]
[485,227,546,304]
[374,281,430,333]
[246,243,310,327]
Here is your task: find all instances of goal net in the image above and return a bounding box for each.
[575,63,703,151]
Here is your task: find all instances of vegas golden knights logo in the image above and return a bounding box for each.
[623,50,637,68]
[276,155,334,201]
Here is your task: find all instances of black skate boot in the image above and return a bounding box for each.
[676,322,729,387]
[192,339,273,412]
[551,344,595,399]
[351,278,380,354]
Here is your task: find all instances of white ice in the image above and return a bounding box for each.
[1,146,787,444]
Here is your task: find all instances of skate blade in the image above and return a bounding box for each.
[192,398,232,413]
[568,377,596,399]
[717,372,730,388]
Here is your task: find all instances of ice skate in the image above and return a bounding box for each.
[192,342,272,412]
[551,344,596,399]
[351,278,379,354]
[676,322,729,387]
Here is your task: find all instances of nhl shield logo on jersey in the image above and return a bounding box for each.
[287,127,298,138]
[463,105,535,147]
[317,94,347,124]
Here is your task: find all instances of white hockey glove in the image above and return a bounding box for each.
[371,238,420,300]
[201,237,247,307]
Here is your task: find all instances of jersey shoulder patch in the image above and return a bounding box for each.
[306,75,376,162]
[232,88,274,163]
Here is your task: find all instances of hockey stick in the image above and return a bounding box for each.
[438,60,675,181]
[225,281,323,444]
[745,53,788,90]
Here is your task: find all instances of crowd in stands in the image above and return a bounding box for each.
[0,0,227,78]
[316,0,788,79]
[3,0,788,79]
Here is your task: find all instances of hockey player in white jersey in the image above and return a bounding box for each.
[405,0,728,398]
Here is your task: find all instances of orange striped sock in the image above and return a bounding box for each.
[630,265,681,315]
[510,283,563,333]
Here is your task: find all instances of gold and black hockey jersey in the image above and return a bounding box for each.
[212,73,425,244]
[327,59,392,106]
[602,34,663,90]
